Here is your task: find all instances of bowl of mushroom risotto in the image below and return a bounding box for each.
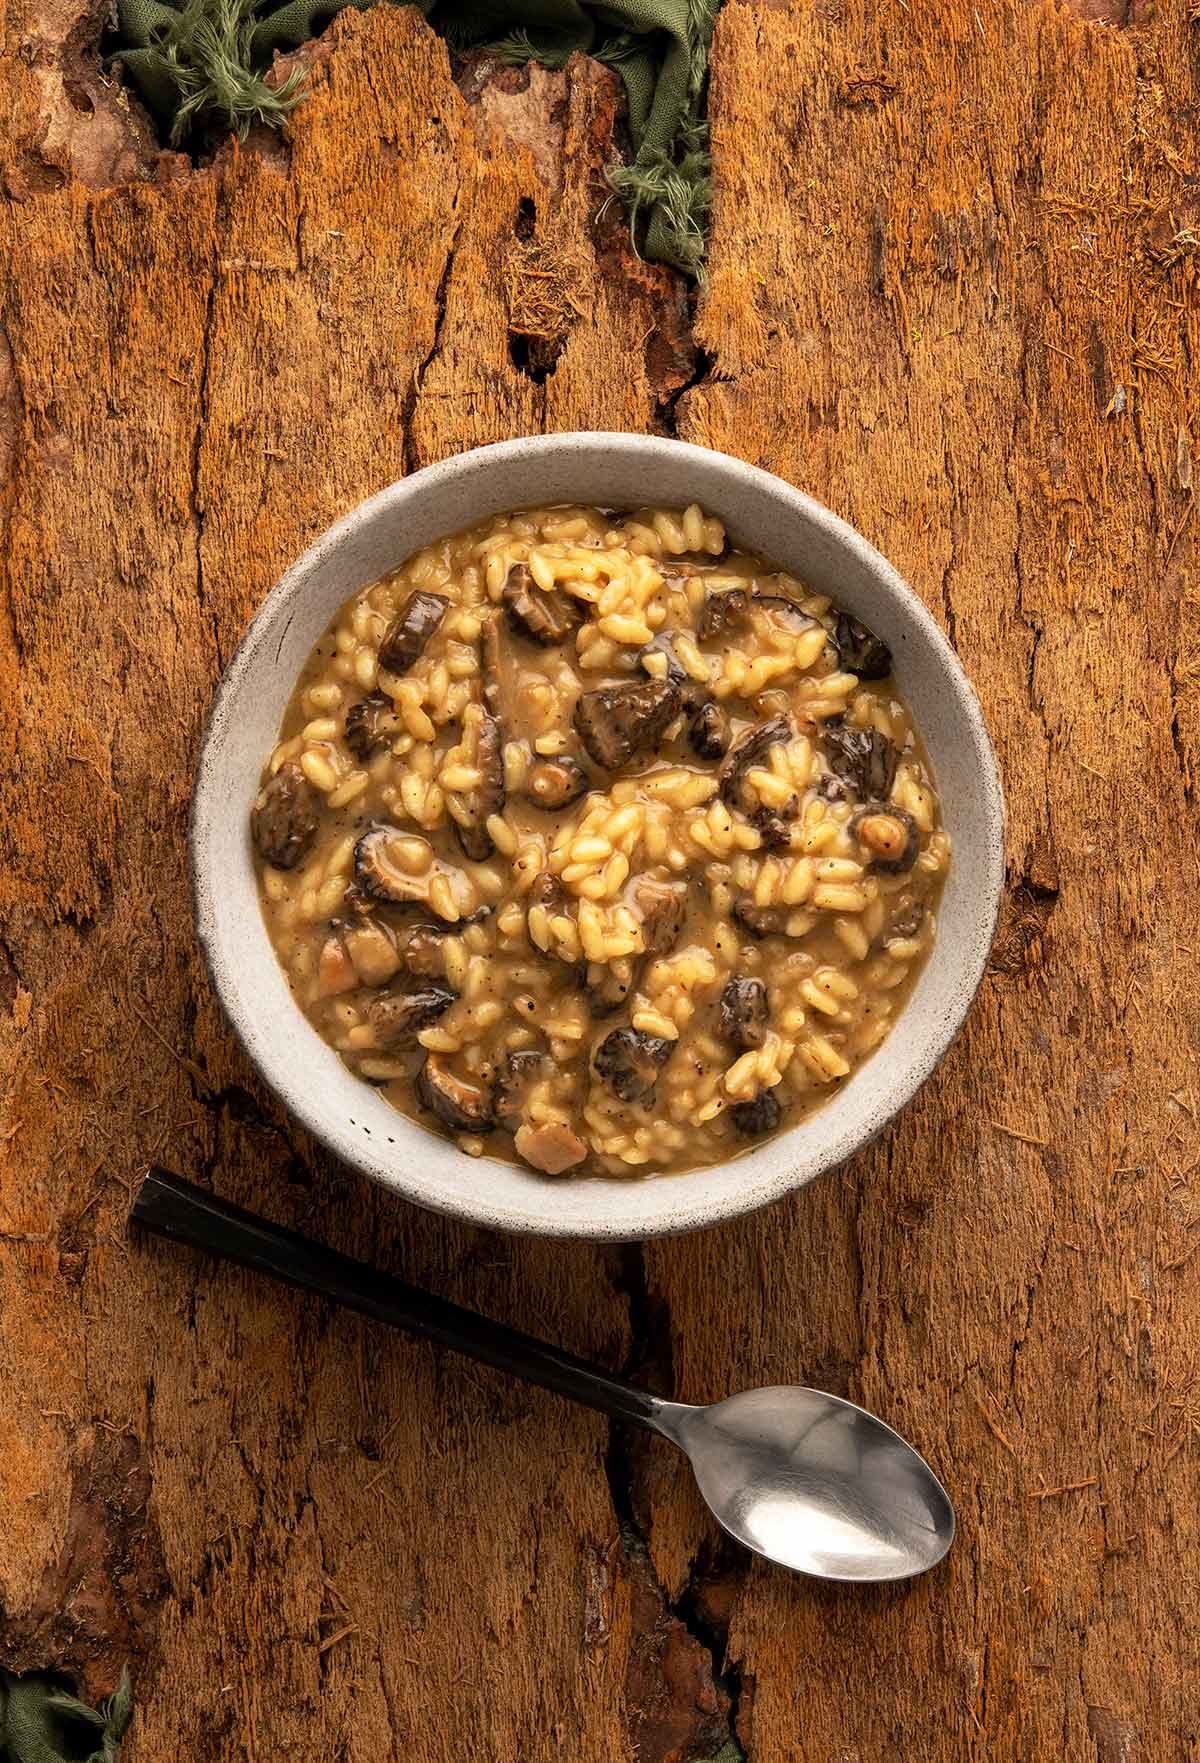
[191,435,1004,1239]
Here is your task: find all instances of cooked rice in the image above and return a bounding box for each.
[252,503,949,1177]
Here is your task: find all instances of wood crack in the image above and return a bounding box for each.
[603,1243,746,1762]
[191,263,221,670]
[657,341,716,440]
[402,199,463,479]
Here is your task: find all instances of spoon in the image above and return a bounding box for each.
[131,1169,954,1583]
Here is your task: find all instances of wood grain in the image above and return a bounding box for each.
[1,0,1197,1756]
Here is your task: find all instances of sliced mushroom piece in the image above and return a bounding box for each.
[378,591,449,676]
[834,612,892,680]
[368,984,456,1049]
[494,1049,552,1133]
[514,1119,589,1175]
[415,1054,495,1133]
[889,899,926,939]
[525,756,590,811]
[396,921,450,979]
[528,874,587,983]
[639,638,725,756]
[593,1027,672,1104]
[851,805,920,873]
[530,870,571,916]
[653,547,731,578]
[719,977,768,1049]
[752,807,795,850]
[729,1088,782,1137]
[251,762,321,870]
[502,563,583,646]
[454,711,506,863]
[353,825,428,905]
[817,772,851,803]
[573,679,681,770]
[697,589,750,641]
[631,877,686,954]
[719,716,795,816]
[822,720,899,801]
[731,896,802,940]
[688,700,730,760]
[638,633,687,687]
[344,694,396,760]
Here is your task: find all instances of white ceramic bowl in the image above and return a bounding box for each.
[191,435,1004,1240]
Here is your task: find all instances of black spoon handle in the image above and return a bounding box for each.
[132,1168,661,1430]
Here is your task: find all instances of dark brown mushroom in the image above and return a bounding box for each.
[353,825,427,905]
[631,877,686,954]
[573,679,681,770]
[494,1049,551,1133]
[729,1088,783,1136]
[697,589,750,641]
[415,1054,495,1133]
[719,716,795,817]
[593,1027,672,1104]
[368,984,456,1049]
[393,914,490,976]
[834,612,892,680]
[688,700,730,759]
[525,756,590,812]
[502,563,583,646]
[395,922,450,979]
[454,711,506,863]
[251,762,321,870]
[720,977,768,1049]
[638,633,688,687]
[822,720,899,800]
[528,874,587,983]
[817,773,851,803]
[378,591,449,675]
[889,900,926,938]
[514,1120,589,1174]
[530,870,571,916]
[851,805,920,873]
[344,694,396,760]
[639,638,726,757]
[752,808,796,850]
[731,896,798,940]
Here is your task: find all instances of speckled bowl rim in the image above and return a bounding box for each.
[190,435,1005,1241]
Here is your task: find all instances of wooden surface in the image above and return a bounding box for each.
[1,0,1198,1756]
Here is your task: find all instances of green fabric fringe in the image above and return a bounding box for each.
[154,0,305,143]
[112,0,719,276]
[0,1668,132,1763]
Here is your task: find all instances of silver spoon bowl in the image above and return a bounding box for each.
[132,1170,954,1584]
[658,1387,953,1581]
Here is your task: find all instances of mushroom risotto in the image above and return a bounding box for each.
[251,505,949,1177]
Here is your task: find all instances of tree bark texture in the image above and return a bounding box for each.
[0,0,1198,1757]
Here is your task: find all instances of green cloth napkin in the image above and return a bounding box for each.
[112,0,717,274]
[0,1671,132,1763]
